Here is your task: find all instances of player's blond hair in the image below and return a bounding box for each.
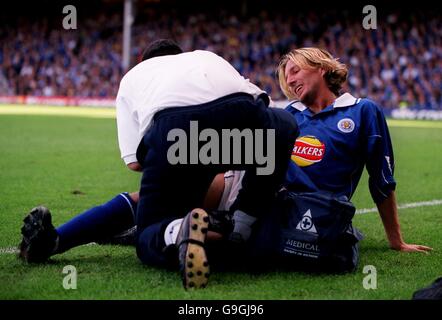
[277,47,348,100]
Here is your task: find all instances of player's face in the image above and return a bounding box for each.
[284,60,324,104]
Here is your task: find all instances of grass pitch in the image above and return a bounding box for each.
[0,105,441,300]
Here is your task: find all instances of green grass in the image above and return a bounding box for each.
[0,114,441,300]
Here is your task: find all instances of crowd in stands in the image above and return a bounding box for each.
[0,6,441,109]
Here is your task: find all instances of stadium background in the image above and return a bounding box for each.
[0,0,441,300]
[0,0,440,113]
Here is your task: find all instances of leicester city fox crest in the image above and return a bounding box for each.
[337,118,355,133]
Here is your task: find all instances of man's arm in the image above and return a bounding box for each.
[116,88,141,168]
[376,191,432,253]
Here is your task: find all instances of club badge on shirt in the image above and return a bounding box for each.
[337,118,355,133]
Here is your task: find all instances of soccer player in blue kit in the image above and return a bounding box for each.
[218,47,432,256]
[18,46,431,287]
[275,47,431,253]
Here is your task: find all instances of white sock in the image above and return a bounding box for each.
[164,218,184,246]
[232,210,257,241]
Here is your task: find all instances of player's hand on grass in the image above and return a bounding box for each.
[391,242,433,253]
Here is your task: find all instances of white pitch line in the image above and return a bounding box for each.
[0,242,98,255]
[356,199,442,214]
[0,247,19,254]
[1,200,441,255]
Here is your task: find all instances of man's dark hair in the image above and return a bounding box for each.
[141,39,183,61]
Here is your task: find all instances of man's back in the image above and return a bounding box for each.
[119,50,257,111]
[116,49,265,164]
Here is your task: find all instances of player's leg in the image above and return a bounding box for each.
[19,192,137,263]
[133,171,254,277]
[203,173,225,211]
[137,207,236,289]
[100,176,226,247]
[137,209,211,289]
[55,192,137,252]
[18,170,226,264]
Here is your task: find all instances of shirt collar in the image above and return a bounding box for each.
[289,101,307,112]
[288,92,360,112]
[333,92,360,108]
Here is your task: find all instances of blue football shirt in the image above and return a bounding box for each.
[284,93,396,203]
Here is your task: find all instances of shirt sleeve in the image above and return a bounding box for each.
[243,79,267,100]
[116,89,140,165]
[362,100,396,203]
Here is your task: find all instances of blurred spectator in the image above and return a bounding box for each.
[0,6,440,109]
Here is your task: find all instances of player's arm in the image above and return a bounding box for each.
[376,191,431,252]
[363,101,432,253]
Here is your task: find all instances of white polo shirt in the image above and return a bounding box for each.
[116,50,266,165]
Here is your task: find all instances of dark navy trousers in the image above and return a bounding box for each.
[134,93,299,266]
[133,201,283,270]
